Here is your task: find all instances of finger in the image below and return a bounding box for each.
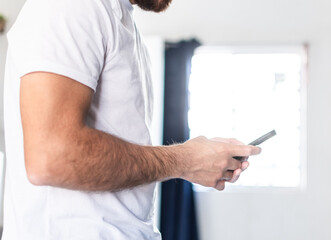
[230,144,261,157]
[226,158,243,171]
[228,138,245,145]
[222,171,234,181]
[233,156,245,161]
[241,161,249,171]
[211,138,244,145]
[215,180,226,191]
[229,168,242,183]
[210,137,228,143]
[241,157,249,161]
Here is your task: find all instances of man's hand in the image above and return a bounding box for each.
[211,138,251,184]
[176,137,261,191]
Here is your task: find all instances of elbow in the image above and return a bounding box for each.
[26,168,47,186]
[23,129,76,187]
[24,150,56,186]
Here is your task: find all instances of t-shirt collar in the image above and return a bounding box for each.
[119,0,134,11]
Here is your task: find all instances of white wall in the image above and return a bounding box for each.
[134,1,331,240]
[1,0,331,239]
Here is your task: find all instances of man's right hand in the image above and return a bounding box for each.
[176,136,261,191]
[21,72,261,192]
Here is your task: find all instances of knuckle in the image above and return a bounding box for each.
[213,179,219,188]
[244,146,253,156]
[235,160,242,168]
[211,182,218,189]
[195,136,208,143]
[205,178,216,188]
[216,182,225,191]
[230,138,242,145]
[217,172,224,180]
[248,147,254,155]
[221,159,229,168]
[199,135,208,140]
[209,177,219,188]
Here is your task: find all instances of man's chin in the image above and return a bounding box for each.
[134,0,173,13]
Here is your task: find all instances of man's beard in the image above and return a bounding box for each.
[133,0,173,12]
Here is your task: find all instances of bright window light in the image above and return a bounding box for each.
[189,46,307,190]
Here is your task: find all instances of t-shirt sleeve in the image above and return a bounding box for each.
[8,0,111,91]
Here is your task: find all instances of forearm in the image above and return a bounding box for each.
[37,126,182,191]
[20,73,261,192]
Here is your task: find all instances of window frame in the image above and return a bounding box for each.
[190,45,308,192]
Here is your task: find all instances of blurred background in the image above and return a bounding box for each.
[1,0,331,239]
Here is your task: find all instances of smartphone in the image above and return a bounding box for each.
[234,130,276,160]
[248,129,277,146]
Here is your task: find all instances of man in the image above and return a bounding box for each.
[3,0,261,239]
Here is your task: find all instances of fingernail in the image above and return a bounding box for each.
[232,175,240,183]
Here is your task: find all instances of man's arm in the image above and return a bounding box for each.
[20,72,261,191]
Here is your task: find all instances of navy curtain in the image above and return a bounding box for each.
[160,39,200,240]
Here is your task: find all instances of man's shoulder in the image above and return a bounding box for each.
[10,0,116,40]
[21,0,115,20]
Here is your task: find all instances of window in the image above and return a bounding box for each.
[189,46,307,189]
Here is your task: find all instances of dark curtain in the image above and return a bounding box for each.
[160,39,200,240]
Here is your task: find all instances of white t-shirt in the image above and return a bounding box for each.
[3,0,160,239]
